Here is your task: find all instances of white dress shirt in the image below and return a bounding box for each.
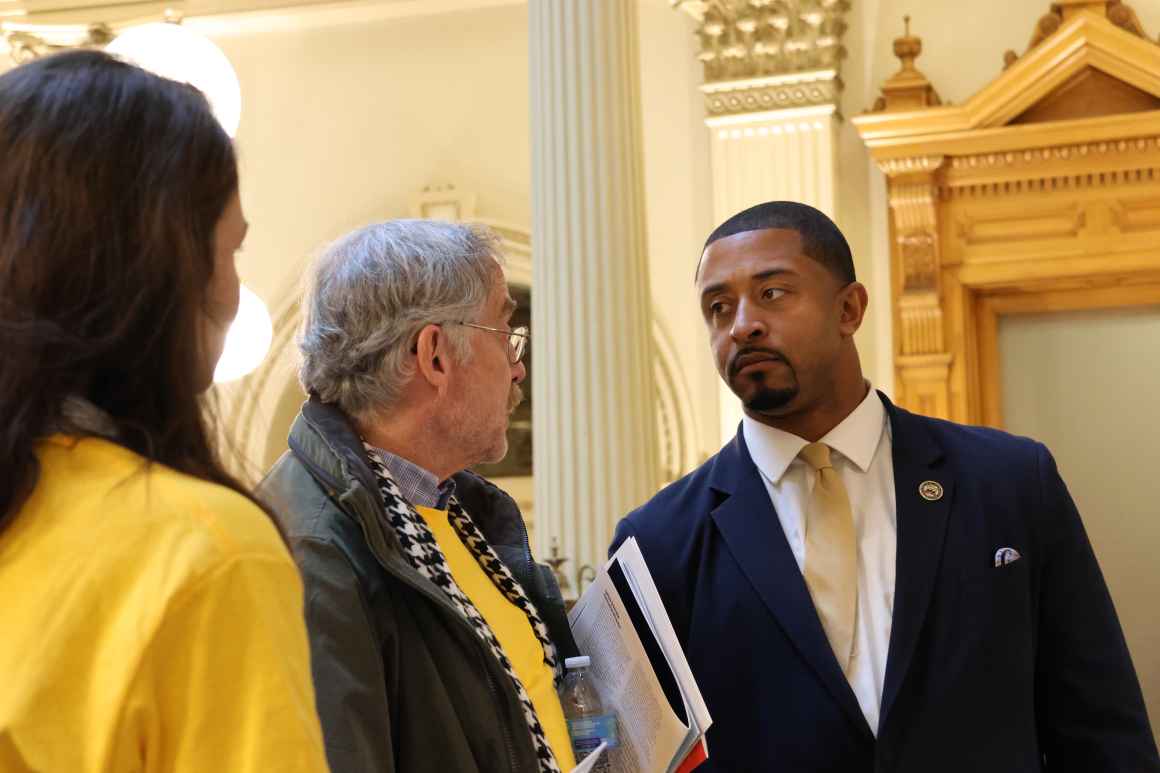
[742,387,897,734]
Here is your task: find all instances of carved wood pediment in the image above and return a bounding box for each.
[857,5,1160,150]
[852,1,1160,426]
[1012,67,1160,125]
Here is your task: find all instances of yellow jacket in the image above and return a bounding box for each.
[0,435,328,772]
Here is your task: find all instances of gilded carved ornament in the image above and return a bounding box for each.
[1003,0,1155,70]
[1,9,181,65]
[869,17,942,113]
[1,22,112,64]
[674,0,849,116]
[885,164,947,359]
[870,111,950,364]
[674,0,849,82]
[878,154,946,300]
[898,231,938,292]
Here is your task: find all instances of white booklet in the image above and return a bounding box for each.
[567,537,711,773]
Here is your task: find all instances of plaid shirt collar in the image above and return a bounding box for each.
[367,446,456,510]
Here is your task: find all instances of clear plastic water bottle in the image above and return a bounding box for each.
[559,656,617,772]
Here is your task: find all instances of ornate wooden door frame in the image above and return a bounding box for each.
[853,2,1160,425]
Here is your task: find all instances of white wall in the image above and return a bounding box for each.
[205,3,532,308]
[196,4,539,469]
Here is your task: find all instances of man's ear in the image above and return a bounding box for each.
[837,281,869,338]
[414,324,453,394]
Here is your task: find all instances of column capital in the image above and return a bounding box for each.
[677,0,849,116]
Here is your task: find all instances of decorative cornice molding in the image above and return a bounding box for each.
[878,154,946,178]
[945,168,1160,199]
[700,67,840,116]
[675,0,849,90]
[946,135,1155,165]
[948,135,1160,171]
[2,0,522,44]
[879,141,1160,224]
[936,136,1160,197]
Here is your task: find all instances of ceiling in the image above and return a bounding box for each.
[1,0,521,31]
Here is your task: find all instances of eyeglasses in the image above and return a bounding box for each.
[451,322,530,363]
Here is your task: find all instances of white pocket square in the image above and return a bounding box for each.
[994,547,1022,567]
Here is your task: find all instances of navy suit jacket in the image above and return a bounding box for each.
[612,395,1158,772]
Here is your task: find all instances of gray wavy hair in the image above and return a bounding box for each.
[298,219,502,420]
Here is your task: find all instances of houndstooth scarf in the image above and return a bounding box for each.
[363,443,564,773]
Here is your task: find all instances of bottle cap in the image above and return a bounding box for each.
[564,656,591,670]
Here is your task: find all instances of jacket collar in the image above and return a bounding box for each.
[288,394,537,570]
[293,395,381,501]
[287,396,406,578]
[877,393,954,730]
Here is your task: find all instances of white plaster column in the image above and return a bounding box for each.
[529,0,661,581]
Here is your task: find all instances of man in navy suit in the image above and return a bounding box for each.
[612,201,1158,771]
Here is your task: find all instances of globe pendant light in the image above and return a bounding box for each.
[213,285,274,384]
[108,19,267,383]
[106,20,242,137]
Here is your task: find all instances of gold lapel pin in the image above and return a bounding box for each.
[919,480,944,501]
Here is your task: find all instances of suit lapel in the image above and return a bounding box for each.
[879,396,954,728]
[709,430,873,740]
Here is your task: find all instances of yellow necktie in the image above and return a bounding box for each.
[799,442,857,674]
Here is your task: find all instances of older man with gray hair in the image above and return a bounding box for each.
[258,220,579,773]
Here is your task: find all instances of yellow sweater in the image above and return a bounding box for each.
[0,436,328,773]
[415,505,576,770]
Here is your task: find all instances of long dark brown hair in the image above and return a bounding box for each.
[0,49,262,526]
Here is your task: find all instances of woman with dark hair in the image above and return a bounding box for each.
[0,50,328,771]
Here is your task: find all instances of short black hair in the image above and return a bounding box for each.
[702,201,855,283]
